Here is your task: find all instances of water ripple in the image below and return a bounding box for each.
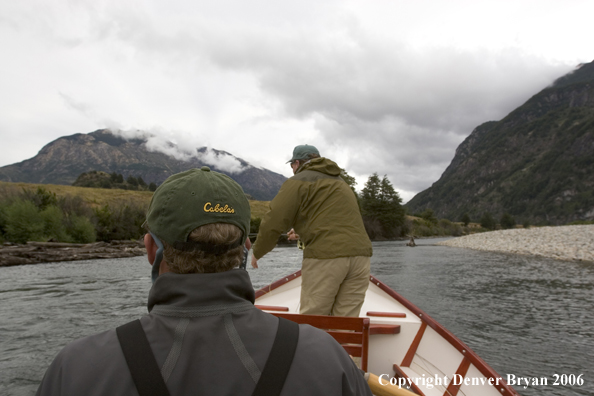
[1,243,592,396]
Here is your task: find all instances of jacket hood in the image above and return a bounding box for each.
[298,157,341,176]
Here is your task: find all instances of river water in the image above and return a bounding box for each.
[1,238,593,396]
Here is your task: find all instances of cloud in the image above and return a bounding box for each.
[193,27,573,199]
[198,148,249,174]
[1,0,591,201]
[111,128,248,174]
[196,17,569,128]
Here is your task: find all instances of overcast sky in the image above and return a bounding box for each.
[1,0,592,202]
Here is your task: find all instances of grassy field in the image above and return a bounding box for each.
[249,200,270,219]
[0,181,270,218]
[0,181,154,208]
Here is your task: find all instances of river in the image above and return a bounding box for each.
[1,238,593,396]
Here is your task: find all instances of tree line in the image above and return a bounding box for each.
[345,172,463,239]
[0,187,146,244]
[248,171,468,241]
[73,171,158,191]
[2,172,523,246]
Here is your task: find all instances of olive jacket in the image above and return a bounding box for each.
[253,157,372,260]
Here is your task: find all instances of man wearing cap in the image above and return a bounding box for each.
[36,167,371,396]
[251,146,373,317]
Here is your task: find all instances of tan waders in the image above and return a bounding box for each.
[299,256,370,317]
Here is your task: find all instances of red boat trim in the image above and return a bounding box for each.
[401,322,426,367]
[255,305,289,312]
[369,324,401,335]
[254,270,301,299]
[444,357,470,396]
[369,275,517,396]
[393,364,426,396]
[367,311,407,318]
[255,271,517,395]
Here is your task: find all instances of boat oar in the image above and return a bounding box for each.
[364,373,418,396]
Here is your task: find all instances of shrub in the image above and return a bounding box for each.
[93,202,145,241]
[57,195,94,218]
[0,203,7,242]
[67,215,97,243]
[40,205,70,242]
[460,213,471,227]
[480,212,497,230]
[500,213,516,229]
[250,217,262,235]
[137,177,147,187]
[414,224,434,237]
[126,176,139,187]
[420,209,438,225]
[362,217,384,240]
[4,200,45,243]
[22,187,58,210]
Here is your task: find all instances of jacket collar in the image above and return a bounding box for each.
[147,269,256,312]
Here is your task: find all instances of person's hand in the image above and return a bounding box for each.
[251,255,258,269]
[287,228,300,241]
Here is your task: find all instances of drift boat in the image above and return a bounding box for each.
[255,270,520,396]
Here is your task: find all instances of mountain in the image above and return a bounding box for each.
[406,61,594,225]
[0,129,287,201]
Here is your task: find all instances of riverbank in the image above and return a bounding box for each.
[437,224,594,262]
[0,240,145,266]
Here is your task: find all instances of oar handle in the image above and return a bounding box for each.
[365,373,418,396]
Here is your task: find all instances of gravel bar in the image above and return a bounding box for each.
[437,224,594,262]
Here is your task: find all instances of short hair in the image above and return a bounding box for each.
[161,223,244,274]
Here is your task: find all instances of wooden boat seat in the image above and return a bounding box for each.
[270,313,370,371]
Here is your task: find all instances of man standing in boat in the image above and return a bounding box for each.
[251,145,373,317]
[36,167,372,396]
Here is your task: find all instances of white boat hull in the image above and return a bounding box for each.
[255,270,519,396]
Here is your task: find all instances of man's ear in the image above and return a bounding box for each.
[144,233,157,265]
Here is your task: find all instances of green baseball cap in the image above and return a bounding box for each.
[145,167,250,252]
[287,144,320,163]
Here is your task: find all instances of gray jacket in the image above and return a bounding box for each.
[36,269,372,396]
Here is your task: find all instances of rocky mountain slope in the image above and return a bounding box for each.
[0,129,286,200]
[406,61,594,225]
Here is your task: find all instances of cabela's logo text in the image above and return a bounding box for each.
[203,202,235,214]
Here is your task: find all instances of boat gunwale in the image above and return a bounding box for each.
[369,275,519,396]
[255,270,519,396]
[254,270,302,299]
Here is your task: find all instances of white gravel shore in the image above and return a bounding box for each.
[437,224,594,262]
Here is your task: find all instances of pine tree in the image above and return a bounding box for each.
[360,173,405,238]
[460,213,471,227]
[137,176,147,187]
[500,213,516,229]
[126,175,139,187]
[339,169,357,194]
[480,212,496,230]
